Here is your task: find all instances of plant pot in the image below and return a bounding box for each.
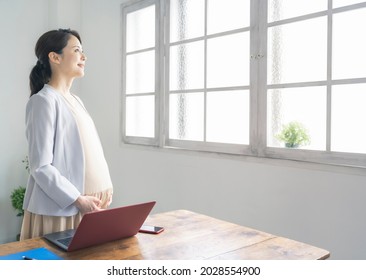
[285,143,299,148]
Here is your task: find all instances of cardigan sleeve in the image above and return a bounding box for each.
[26,94,81,209]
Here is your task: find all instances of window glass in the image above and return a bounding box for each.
[126,51,155,94]
[332,8,366,80]
[170,41,204,91]
[169,92,204,141]
[268,0,327,22]
[207,32,250,88]
[333,0,365,8]
[206,90,249,144]
[332,84,366,154]
[126,95,155,137]
[267,87,326,150]
[268,17,327,84]
[126,5,155,52]
[170,0,204,42]
[207,0,249,35]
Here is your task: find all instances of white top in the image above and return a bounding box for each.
[61,93,113,194]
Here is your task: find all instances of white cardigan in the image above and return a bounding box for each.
[23,84,84,216]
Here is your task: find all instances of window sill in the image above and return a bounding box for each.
[120,141,366,177]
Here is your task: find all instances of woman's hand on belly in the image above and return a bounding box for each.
[73,195,102,215]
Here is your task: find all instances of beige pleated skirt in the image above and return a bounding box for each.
[20,189,112,241]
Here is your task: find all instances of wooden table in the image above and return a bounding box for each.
[0,210,329,260]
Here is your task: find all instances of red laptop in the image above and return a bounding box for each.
[43,201,156,251]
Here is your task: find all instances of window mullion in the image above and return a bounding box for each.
[163,0,170,147]
[203,0,208,142]
[253,0,268,157]
[326,0,333,152]
[121,5,127,145]
[158,0,166,147]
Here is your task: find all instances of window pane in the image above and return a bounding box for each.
[268,0,327,22]
[268,17,327,84]
[170,41,204,90]
[207,0,249,35]
[126,96,155,137]
[126,5,155,52]
[267,87,326,150]
[332,84,366,154]
[207,32,249,88]
[169,92,204,141]
[126,50,155,94]
[207,90,249,144]
[170,0,204,43]
[333,0,365,8]
[333,8,366,80]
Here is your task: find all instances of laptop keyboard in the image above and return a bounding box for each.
[57,237,72,247]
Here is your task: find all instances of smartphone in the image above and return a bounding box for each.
[139,225,164,234]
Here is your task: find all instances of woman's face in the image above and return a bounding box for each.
[57,35,87,79]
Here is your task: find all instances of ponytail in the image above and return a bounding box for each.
[29,60,51,97]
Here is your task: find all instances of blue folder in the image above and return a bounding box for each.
[0,247,63,260]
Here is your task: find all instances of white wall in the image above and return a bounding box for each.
[0,0,48,244]
[1,0,366,260]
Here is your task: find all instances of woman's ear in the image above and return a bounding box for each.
[48,52,61,65]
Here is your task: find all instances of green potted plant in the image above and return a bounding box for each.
[276,121,311,148]
[10,186,26,217]
[10,186,26,241]
[10,156,29,240]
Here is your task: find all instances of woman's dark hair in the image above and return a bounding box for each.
[29,28,82,97]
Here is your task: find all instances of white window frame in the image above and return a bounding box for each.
[121,0,366,168]
[260,1,366,167]
[121,0,163,146]
[164,0,253,155]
